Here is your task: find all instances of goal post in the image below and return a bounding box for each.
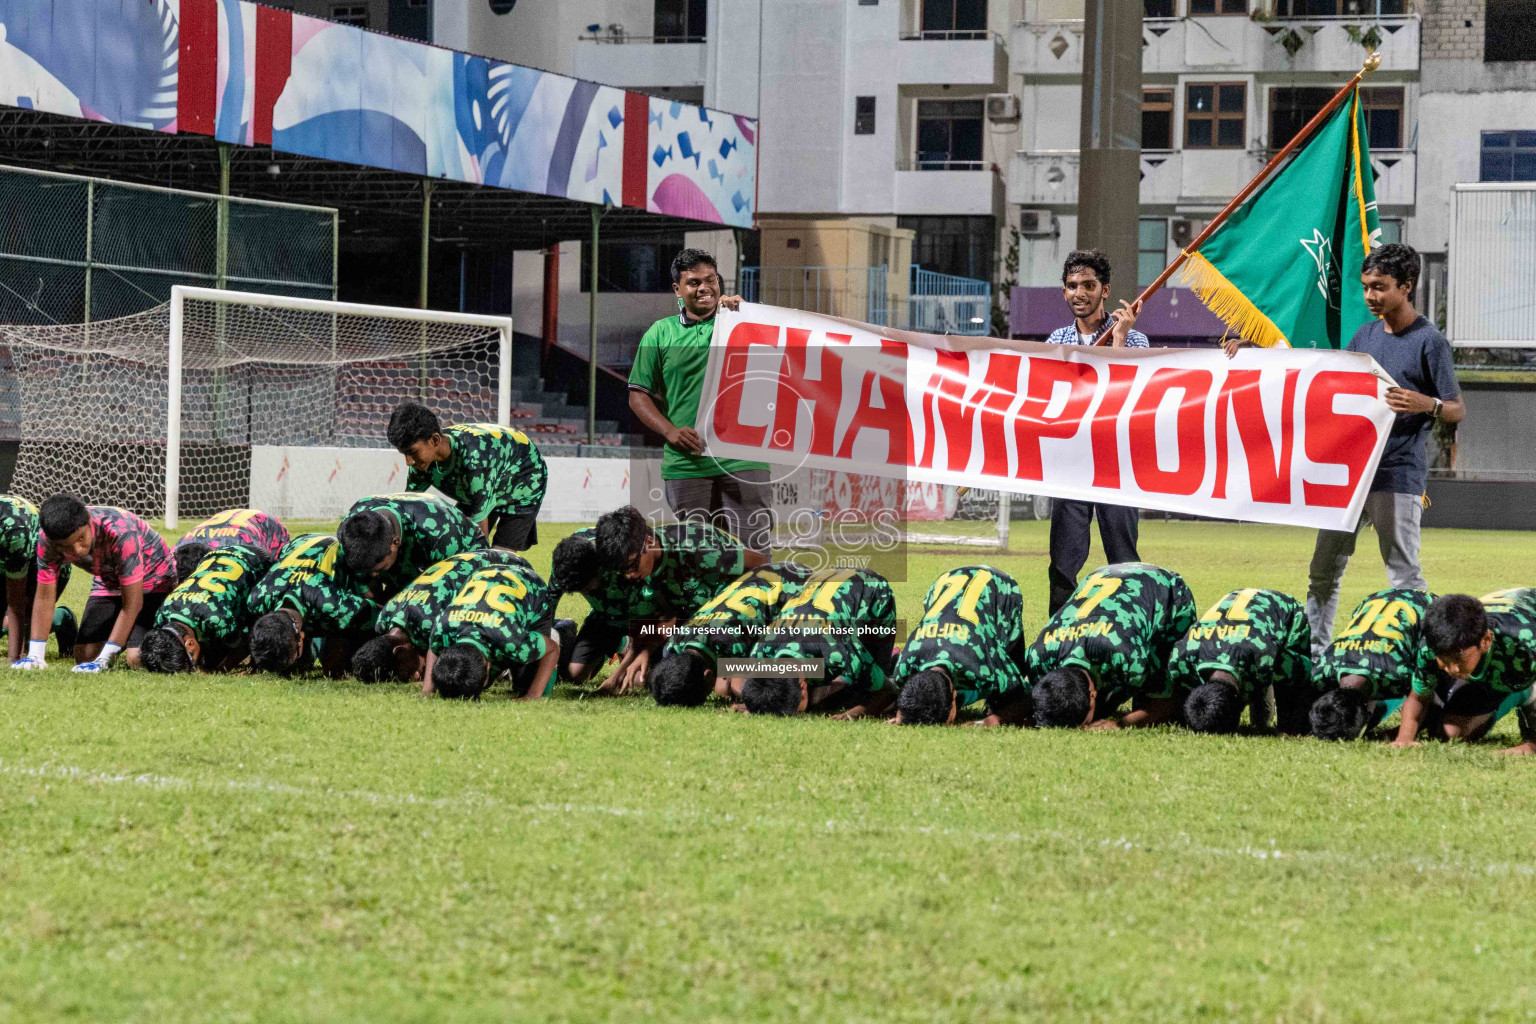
[164,286,513,529]
[2,286,511,527]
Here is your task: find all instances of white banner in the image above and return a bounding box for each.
[698,303,1398,531]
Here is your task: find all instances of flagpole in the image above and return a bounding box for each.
[1096,50,1382,345]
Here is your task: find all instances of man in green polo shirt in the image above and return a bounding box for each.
[628,248,771,554]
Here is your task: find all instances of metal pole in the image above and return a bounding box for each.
[214,144,231,442]
[419,179,434,398]
[83,179,94,332]
[1076,0,1141,322]
[733,226,745,296]
[588,205,604,445]
[165,287,185,529]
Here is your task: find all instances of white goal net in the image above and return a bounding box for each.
[1,286,510,527]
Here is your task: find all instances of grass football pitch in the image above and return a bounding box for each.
[3,519,1534,1022]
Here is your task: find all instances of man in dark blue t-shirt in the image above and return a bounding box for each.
[1305,244,1466,653]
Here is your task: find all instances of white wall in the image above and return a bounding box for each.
[1411,89,1536,255]
[249,448,665,523]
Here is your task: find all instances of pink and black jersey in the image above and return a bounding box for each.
[37,506,176,596]
[176,508,290,562]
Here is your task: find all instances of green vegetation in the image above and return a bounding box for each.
[2,521,1532,1022]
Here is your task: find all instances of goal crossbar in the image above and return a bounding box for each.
[164,285,513,529]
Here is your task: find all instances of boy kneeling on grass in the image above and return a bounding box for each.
[139,545,271,674]
[738,567,897,720]
[1309,589,1436,741]
[593,505,768,693]
[425,564,561,700]
[1028,562,1197,730]
[1167,588,1314,735]
[647,562,811,707]
[1392,589,1536,753]
[893,566,1031,727]
[16,496,177,673]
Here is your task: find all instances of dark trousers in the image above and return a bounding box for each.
[1047,500,1141,614]
[663,470,772,555]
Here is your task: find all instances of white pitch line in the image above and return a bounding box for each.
[1,759,1528,878]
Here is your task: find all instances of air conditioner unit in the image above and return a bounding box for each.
[1170,217,1196,247]
[1019,209,1057,237]
[986,93,1021,122]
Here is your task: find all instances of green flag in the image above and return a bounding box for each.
[1180,89,1380,349]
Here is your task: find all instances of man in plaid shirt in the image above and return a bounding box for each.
[1043,249,1149,614]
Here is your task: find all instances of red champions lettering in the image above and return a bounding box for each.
[772,330,849,457]
[1090,363,1138,489]
[972,354,1024,476]
[918,351,976,471]
[1213,369,1298,504]
[712,321,780,448]
[836,340,913,465]
[1014,358,1098,482]
[1129,368,1214,496]
[1303,370,1380,508]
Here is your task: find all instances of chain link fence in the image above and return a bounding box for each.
[0,163,337,457]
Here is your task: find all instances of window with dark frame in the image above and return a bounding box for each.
[1143,88,1174,150]
[897,216,996,281]
[1480,131,1536,182]
[654,0,708,42]
[1362,88,1404,150]
[1144,0,1176,16]
[1486,0,1536,62]
[1269,87,1403,152]
[915,100,985,169]
[1274,0,1406,14]
[330,4,368,27]
[1186,82,1246,149]
[855,96,876,135]
[1190,0,1247,14]
[1138,219,1168,288]
[920,0,987,38]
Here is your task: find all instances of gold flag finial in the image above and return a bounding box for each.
[1362,50,1382,74]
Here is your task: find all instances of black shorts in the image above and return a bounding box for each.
[1439,678,1505,718]
[486,511,538,551]
[568,616,627,671]
[79,592,169,649]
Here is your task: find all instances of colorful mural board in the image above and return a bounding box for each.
[0,0,757,228]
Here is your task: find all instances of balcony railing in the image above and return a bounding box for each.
[900,158,989,172]
[898,28,1000,41]
[1010,146,1416,207]
[1012,14,1417,75]
[580,29,705,44]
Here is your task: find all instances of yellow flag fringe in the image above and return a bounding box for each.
[1177,251,1290,349]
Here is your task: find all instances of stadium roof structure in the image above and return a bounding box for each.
[0,0,760,249]
[0,110,716,250]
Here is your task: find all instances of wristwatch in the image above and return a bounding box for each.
[1432,398,1443,419]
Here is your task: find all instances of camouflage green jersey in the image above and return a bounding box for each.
[565,526,658,629]
[647,521,749,620]
[1411,588,1536,698]
[664,562,813,668]
[1168,589,1312,699]
[1313,589,1434,700]
[0,494,37,579]
[155,545,270,652]
[1025,563,1197,708]
[429,564,555,673]
[342,492,485,597]
[406,423,548,522]
[748,568,899,694]
[894,566,1029,708]
[377,549,532,651]
[248,533,381,637]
